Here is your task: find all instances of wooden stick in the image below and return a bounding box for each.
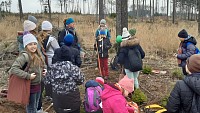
[44,103,53,112]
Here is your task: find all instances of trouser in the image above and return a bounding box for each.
[99,57,109,77]
[37,81,44,110]
[125,69,140,89]
[26,91,41,113]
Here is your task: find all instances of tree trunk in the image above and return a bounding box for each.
[198,0,200,34]
[136,0,139,21]
[172,0,176,24]
[142,0,144,22]
[150,0,152,22]
[99,0,104,23]
[152,0,154,22]
[133,0,135,22]
[167,0,169,21]
[96,0,99,22]
[47,0,51,21]
[18,0,23,22]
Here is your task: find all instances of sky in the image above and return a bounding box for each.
[10,0,61,13]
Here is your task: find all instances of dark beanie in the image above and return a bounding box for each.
[187,54,200,73]
[64,34,74,46]
[178,29,188,38]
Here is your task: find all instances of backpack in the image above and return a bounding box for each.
[186,42,200,54]
[128,48,143,72]
[110,55,120,71]
[83,85,102,113]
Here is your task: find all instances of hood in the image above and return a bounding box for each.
[184,36,197,45]
[54,46,72,62]
[184,73,200,95]
[101,84,122,101]
[120,36,140,47]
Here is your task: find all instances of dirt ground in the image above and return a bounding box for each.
[0,48,178,113]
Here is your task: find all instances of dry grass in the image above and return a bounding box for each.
[0,14,199,57]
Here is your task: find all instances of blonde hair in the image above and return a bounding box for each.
[37,30,51,50]
[25,47,45,68]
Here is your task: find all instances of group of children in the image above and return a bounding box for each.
[8,14,200,113]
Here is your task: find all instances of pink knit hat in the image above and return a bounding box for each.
[118,76,134,93]
[96,77,104,85]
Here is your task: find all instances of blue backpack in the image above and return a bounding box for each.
[186,42,200,54]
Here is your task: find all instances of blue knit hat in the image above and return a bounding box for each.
[66,18,74,25]
[64,34,74,46]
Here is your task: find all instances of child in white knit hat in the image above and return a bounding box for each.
[9,34,47,113]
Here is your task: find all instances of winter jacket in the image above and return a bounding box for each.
[177,36,197,67]
[9,51,44,85]
[44,61,84,112]
[118,37,145,72]
[166,73,200,113]
[52,45,82,67]
[94,37,112,58]
[42,35,60,66]
[101,84,134,113]
[44,61,84,95]
[58,27,80,50]
[95,26,111,39]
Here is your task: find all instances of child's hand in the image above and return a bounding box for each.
[42,69,47,76]
[30,73,36,80]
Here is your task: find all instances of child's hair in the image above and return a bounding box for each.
[25,47,45,68]
[37,30,51,49]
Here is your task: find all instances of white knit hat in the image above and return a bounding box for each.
[23,20,36,31]
[41,21,53,31]
[122,27,130,40]
[100,19,106,25]
[23,34,38,48]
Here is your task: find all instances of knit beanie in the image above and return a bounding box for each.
[129,28,136,36]
[100,19,106,25]
[118,75,134,93]
[66,18,74,25]
[178,29,188,38]
[28,15,38,24]
[41,21,53,31]
[23,34,38,48]
[116,35,122,44]
[23,20,36,31]
[186,54,200,73]
[96,77,104,86]
[64,34,74,46]
[122,27,130,40]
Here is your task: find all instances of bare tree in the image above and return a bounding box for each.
[99,0,104,22]
[18,0,23,22]
[167,0,169,21]
[116,0,128,36]
[198,0,200,34]
[132,0,135,22]
[58,0,63,13]
[172,0,176,23]
[47,0,51,21]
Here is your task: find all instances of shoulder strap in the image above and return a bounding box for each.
[22,53,31,72]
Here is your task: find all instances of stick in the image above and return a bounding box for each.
[44,103,53,112]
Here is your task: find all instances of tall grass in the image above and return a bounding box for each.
[0,14,199,57]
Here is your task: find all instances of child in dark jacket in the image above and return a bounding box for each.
[167,54,200,113]
[52,33,82,67]
[94,30,112,80]
[118,27,145,89]
[44,40,84,113]
[176,29,197,76]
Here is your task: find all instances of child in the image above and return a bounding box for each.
[95,19,111,40]
[52,33,82,67]
[176,29,197,76]
[44,42,84,113]
[101,75,134,113]
[94,30,112,80]
[38,20,60,66]
[118,27,145,89]
[9,34,46,113]
[167,54,200,113]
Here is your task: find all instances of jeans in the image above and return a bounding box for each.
[125,69,140,89]
[26,91,41,113]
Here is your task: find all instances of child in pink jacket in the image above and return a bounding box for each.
[101,75,134,113]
